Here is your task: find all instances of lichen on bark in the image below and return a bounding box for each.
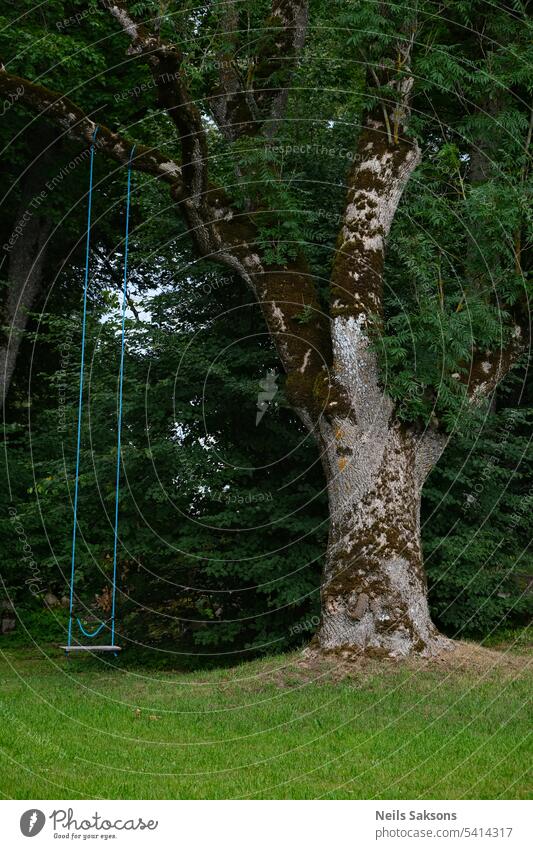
[316,417,450,657]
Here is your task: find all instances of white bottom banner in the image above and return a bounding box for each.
[1,799,530,847]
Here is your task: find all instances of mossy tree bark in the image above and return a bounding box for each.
[294,305,450,656]
[318,424,446,656]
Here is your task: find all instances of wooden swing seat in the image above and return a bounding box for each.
[60,645,122,653]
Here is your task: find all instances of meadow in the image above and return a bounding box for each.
[0,640,530,800]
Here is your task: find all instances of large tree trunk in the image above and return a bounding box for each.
[310,316,451,658]
[316,418,450,657]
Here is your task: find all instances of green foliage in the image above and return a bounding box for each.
[1,279,326,659]
[424,392,532,637]
[1,608,70,648]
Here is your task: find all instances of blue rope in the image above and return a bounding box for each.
[67,127,98,649]
[110,145,135,647]
[76,618,108,638]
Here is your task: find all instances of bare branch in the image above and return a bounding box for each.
[258,0,308,138]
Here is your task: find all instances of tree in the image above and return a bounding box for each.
[1,0,530,656]
[2,282,529,660]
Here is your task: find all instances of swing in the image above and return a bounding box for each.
[60,129,135,656]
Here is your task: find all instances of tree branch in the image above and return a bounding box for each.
[330,38,420,323]
[211,0,309,140]
[0,69,184,193]
[1,7,327,421]
[466,325,528,400]
[102,0,208,204]
[0,130,56,410]
[0,65,256,292]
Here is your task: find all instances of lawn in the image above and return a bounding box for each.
[0,640,531,800]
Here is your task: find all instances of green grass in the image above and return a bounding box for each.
[0,643,531,799]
